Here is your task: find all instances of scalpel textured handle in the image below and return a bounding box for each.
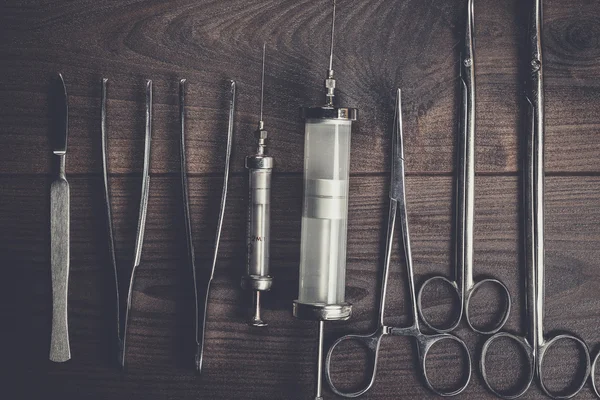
[50,178,71,362]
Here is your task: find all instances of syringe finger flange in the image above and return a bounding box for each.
[241,274,273,291]
[293,301,353,322]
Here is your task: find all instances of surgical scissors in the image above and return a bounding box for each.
[593,352,600,397]
[416,0,511,335]
[180,80,236,373]
[101,78,153,369]
[324,89,472,398]
[480,1,590,398]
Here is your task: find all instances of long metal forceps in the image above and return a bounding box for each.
[325,89,472,398]
[180,80,236,373]
[101,79,153,369]
[480,1,590,398]
[417,0,511,335]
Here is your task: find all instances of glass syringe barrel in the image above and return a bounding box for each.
[246,161,272,279]
[299,119,350,305]
[294,110,356,322]
[242,155,273,290]
[242,152,273,327]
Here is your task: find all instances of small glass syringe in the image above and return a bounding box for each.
[293,1,358,399]
[241,44,274,326]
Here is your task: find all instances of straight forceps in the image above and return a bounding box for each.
[101,79,153,368]
[180,80,236,373]
[417,0,511,335]
[480,1,590,398]
[325,89,472,398]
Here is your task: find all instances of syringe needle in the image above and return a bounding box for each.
[328,0,336,74]
[325,0,337,106]
[260,42,266,125]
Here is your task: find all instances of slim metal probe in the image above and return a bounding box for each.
[241,44,274,326]
[190,80,236,373]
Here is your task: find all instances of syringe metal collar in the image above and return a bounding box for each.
[325,69,336,107]
[301,106,358,121]
[241,274,273,291]
[293,300,352,321]
[245,154,273,170]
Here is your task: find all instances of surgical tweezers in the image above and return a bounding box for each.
[180,80,236,373]
[416,0,511,335]
[101,78,153,369]
[480,1,591,398]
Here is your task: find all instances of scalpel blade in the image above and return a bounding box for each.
[50,73,71,362]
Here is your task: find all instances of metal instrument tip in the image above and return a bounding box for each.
[395,89,404,158]
[57,73,67,98]
[118,340,126,370]
[195,345,204,374]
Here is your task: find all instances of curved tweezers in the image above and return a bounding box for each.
[180,80,236,373]
[101,79,153,369]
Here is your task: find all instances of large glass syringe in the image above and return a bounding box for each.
[292,1,357,399]
[241,44,273,326]
[296,118,353,310]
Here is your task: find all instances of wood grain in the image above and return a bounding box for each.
[1,0,600,175]
[2,175,600,399]
[2,0,600,399]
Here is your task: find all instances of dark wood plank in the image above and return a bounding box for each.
[3,0,600,399]
[3,175,600,399]
[1,0,600,175]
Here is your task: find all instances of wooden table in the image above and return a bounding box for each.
[2,0,600,398]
